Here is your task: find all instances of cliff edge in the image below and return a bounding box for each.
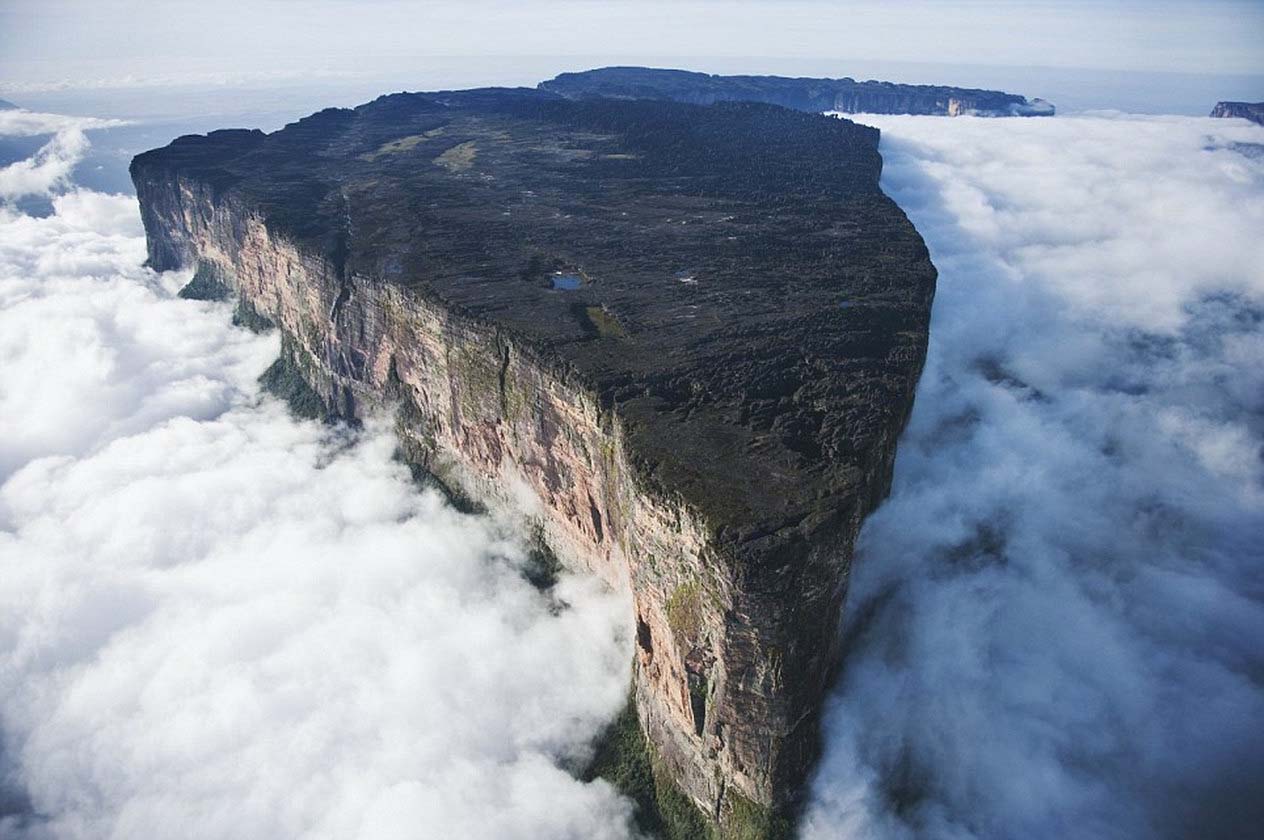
[541,66,1054,117]
[131,86,936,837]
[1211,100,1264,126]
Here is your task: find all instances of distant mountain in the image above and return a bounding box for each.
[540,66,1054,117]
[0,99,19,110]
[1210,101,1264,126]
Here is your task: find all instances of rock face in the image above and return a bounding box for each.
[541,66,1054,117]
[131,87,935,835]
[1211,101,1264,126]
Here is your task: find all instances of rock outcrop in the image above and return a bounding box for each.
[541,66,1054,117]
[131,86,936,837]
[1211,101,1264,126]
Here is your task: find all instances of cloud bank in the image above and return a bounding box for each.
[804,114,1264,839]
[0,110,125,200]
[4,102,1262,840]
[0,131,635,838]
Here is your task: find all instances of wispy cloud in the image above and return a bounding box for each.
[0,110,127,200]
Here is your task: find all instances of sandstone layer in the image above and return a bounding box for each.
[541,66,1055,117]
[131,87,936,836]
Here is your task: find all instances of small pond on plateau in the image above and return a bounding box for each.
[552,273,583,290]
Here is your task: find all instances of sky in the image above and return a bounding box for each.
[1,1,1262,95]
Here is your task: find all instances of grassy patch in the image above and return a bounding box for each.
[585,306,627,339]
[359,133,426,161]
[434,140,477,172]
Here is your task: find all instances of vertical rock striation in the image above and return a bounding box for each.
[132,86,936,836]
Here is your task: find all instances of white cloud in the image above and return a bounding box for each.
[0,129,635,839]
[0,110,125,138]
[804,114,1264,839]
[0,129,87,199]
[0,192,270,480]
[0,110,126,200]
[5,99,1262,840]
[2,0,1262,87]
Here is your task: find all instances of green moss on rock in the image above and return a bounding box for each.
[666,580,704,644]
[178,260,232,301]
[449,344,502,418]
[585,695,713,840]
[233,297,275,332]
[721,790,790,840]
[392,398,488,515]
[259,347,326,420]
[585,690,794,839]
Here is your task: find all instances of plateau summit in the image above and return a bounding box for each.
[130,76,946,836]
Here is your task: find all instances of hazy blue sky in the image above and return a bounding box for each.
[2,0,1262,92]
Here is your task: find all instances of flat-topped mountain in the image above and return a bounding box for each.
[1211,100,1264,125]
[541,65,1055,117]
[134,89,932,535]
[132,85,935,837]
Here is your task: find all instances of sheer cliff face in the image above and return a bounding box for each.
[1211,101,1264,125]
[132,88,935,835]
[540,66,1055,117]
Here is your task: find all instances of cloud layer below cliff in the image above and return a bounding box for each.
[0,137,634,837]
[804,114,1264,839]
[4,104,1262,840]
[0,109,125,200]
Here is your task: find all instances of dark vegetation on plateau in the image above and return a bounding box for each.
[132,87,935,544]
[540,65,1046,116]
